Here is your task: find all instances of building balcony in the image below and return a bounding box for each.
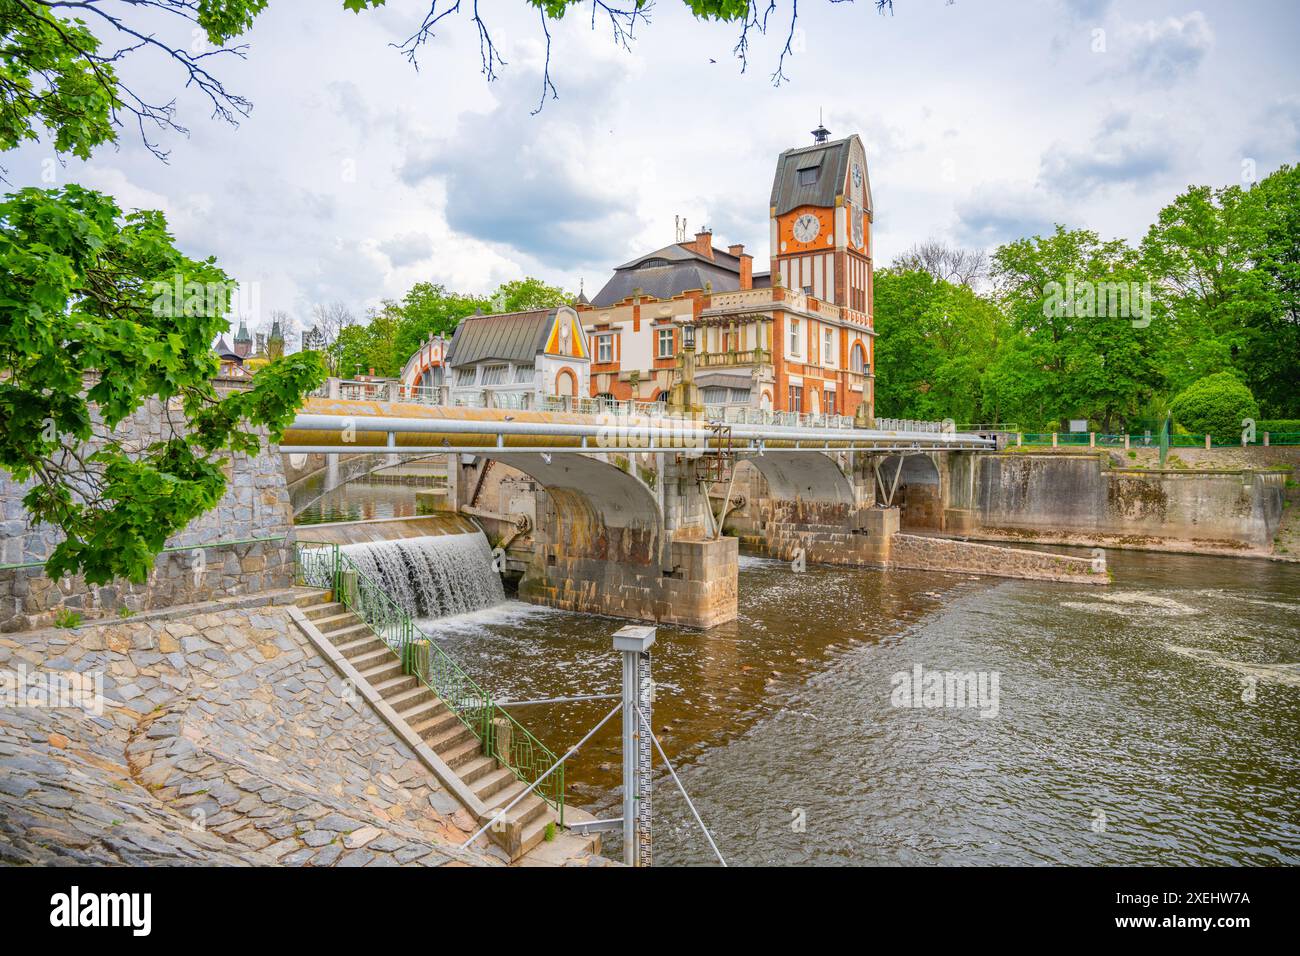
[697,347,772,368]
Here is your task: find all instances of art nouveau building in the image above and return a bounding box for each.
[402,306,590,407]
[400,127,876,419]
[579,126,875,419]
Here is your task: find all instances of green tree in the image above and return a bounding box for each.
[489,276,572,313]
[333,305,403,377]
[993,226,1166,431]
[1237,165,1300,416]
[1169,372,1259,437]
[0,185,325,585]
[1140,181,1263,396]
[873,269,1005,423]
[390,283,489,367]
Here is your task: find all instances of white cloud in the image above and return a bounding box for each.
[1121,12,1214,85]
[2,0,1293,323]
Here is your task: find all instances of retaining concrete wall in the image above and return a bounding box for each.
[975,454,1285,550]
[0,398,296,632]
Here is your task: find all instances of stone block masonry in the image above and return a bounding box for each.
[0,397,298,632]
[889,534,1104,585]
[0,597,501,866]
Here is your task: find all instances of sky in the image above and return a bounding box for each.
[7,0,1300,341]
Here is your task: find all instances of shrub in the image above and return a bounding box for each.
[1170,373,1259,437]
[1259,419,1300,434]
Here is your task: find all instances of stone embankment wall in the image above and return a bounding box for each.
[889,534,1103,584]
[975,453,1285,552]
[0,399,296,632]
[0,594,498,866]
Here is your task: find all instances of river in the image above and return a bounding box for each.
[413,548,1300,866]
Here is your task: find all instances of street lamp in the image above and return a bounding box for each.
[677,316,696,352]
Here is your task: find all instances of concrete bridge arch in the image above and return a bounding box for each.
[476,452,734,628]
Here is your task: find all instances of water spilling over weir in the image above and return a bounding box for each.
[340,532,505,619]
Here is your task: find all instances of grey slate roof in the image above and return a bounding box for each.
[770,135,868,217]
[446,308,557,366]
[592,242,742,307]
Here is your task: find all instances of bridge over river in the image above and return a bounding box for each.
[281,398,1099,628]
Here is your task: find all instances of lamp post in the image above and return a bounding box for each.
[667,316,702,415]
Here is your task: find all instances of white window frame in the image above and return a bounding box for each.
[823,328,836,368]
[788,318,801,357]
[657,327,675,359]
[597,334,614,364]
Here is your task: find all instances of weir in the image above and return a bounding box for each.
[338,532,504,619]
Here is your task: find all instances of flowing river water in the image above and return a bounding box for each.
[302,480,1300,865]
[415,548,1300,866]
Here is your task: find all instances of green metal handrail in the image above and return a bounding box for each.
[294,540,564,823]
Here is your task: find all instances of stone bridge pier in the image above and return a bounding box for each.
[725,449,982,568]
[729,451,897,567]
[478,452,737,629]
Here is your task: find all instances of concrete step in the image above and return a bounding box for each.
[294,590,333,609]
[385,684,437,711]
[314,611,362,631]
[323,621,371,642]
[471,766,518,803]
[519,811,559,859]
[360,658,404,685]
[425,721,477,754]
[349,646,396,671]
[396,697,444,724]
[303,601,346,621]
[456,755,498,786]
[488,781,549,828]
[372,674,420,697]
[442,735,485,769]
[410,708,460,741]
[335,632,383,653]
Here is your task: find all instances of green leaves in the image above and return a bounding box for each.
[1169,372,1258,438]
[0,185,325,585]
[0,0,120,159]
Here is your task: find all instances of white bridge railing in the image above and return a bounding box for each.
[314,379,957,435]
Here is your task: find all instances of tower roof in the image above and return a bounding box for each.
[769,134,872,218]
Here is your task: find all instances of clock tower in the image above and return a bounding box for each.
[769,126,873,322]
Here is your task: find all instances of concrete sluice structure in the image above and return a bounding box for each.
[282,398,1106,629]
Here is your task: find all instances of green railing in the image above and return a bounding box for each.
[1014,431,1300,448]
[295,540,564,823]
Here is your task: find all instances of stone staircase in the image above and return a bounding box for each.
[294,590,578,862]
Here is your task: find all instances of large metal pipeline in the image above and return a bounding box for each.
[282,403,995,455]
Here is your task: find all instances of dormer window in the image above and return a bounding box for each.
[638,257,670,269]
[798,167,818,187]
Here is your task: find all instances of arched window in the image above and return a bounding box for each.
[850,342,866,373]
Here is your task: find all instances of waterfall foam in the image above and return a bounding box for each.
[340,532,505,619]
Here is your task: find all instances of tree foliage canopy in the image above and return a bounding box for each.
[874,165,1300,431]
[0,185,325,584]
[330,276,573,378]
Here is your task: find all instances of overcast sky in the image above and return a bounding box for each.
[7,0,1299,338]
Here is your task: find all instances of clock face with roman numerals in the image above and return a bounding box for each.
[793,214,820,243]
[852,163,863,188]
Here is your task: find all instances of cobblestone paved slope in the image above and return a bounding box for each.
[0,595,500,866]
